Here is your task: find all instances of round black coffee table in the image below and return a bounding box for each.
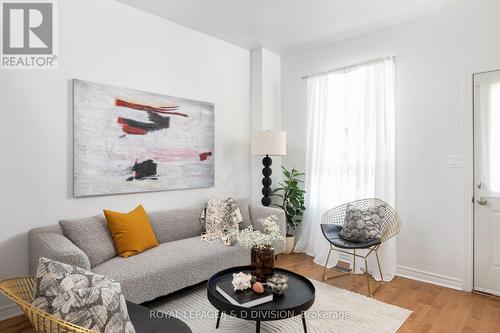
[207,266,315,333]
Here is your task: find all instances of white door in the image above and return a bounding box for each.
[474,70,500,296]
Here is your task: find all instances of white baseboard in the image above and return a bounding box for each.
[0,303,22,321]
[396,265,463,291]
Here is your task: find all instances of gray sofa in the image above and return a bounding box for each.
[29,200,285,304]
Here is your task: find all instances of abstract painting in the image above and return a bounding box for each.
[73,79,214,197]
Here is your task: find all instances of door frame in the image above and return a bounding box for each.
[462,66,500,292]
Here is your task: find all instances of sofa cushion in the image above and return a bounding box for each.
[104,205,159,258]
[235,198,252,229]
[59,215,117,267]
[93,236,250,303]
[148,206,205,244]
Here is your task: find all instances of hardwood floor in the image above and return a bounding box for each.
[275,254,500,333]
[0,314,33,333]
[1,253,500,332]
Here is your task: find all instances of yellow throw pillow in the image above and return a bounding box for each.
[103,205,159,258]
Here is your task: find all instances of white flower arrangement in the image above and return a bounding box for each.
[238,215,283,250]
[232,272,252,291]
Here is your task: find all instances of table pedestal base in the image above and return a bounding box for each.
[215,311,308,333]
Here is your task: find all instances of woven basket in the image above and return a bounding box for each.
[0,277,95,333]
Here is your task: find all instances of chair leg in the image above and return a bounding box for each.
[352,249,356,273]
[364,248,384,297]
[364,257,371,296]
[368,248,384,297]
[322,246,332,281]
[322,246,351,281]
[375,249,384,283]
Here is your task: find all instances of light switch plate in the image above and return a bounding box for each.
[447,154,463,168]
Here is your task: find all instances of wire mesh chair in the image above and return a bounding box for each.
[321,198,401,297]
[0,277,94,333]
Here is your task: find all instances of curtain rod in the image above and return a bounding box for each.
[301,56,395,80]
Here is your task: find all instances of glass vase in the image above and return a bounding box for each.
[251,245,275,282]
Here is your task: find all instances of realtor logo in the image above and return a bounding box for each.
[1,0,57,68]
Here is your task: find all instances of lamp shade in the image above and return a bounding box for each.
[251,130,286,156]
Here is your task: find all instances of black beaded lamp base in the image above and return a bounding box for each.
[261,154,273,206]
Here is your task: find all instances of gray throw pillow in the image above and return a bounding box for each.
[235,198,252,229]
[60,215,117,267]
[32,258,136,333]
[339,204,386,243]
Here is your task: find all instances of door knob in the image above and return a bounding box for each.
[477,197,488,205]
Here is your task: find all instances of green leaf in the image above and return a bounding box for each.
[290,196,300,206]
[275,165,306,229]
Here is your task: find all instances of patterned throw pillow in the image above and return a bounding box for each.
[32,258,136,333]
[200,197,243,245]
[339,204,387,243]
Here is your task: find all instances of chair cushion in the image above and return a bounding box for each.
[104,205,159,258]
[321,224,381,249]
[32,258,136,333]
[93,236,250,303]
[59,215,117,267]
[338,204,386,243]
[126,301,191,333]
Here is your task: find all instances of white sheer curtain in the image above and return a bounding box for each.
[294,57,397,281]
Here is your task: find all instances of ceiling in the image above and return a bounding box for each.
[117,0,461,54]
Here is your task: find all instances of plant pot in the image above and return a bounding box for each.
[283,234,295,254]
[251,246,275,282]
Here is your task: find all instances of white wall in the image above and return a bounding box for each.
[282,0,500,289]
[0,0,250,317]
[250,48,282,205]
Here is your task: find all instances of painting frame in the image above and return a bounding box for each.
[73,79,215,197]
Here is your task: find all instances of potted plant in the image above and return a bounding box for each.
[271,167,306,254]
[239,215,284,282]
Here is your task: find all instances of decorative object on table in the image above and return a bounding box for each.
[216,279,273,308]
[73,79,214,197]
[251,130,287,206]
[252,282,265,294]
[103,204,159,257]
[339,203,387,242]
[32,258,136,333]
[271,166,306,254]
[321,198,401,297]
[200,197,243,245]
[266,273,289,296]
[239,215,284,282]
[231,272,252,291]
[208,266,315,333]
[250,246,275,283]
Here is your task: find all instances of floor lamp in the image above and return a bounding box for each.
[251,130,287,206]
